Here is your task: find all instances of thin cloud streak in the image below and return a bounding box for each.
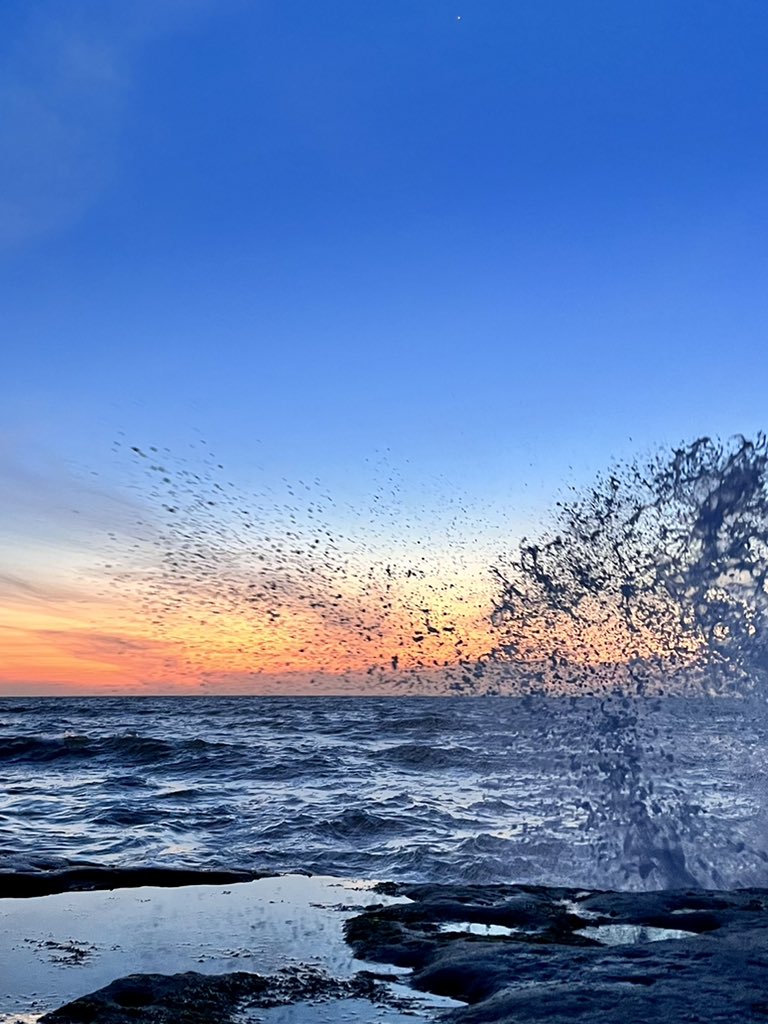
[0,573,90,606]
[0,0,237,250]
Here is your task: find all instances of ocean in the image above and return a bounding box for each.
[2,695,766,892]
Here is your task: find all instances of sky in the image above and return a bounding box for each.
[2,0,768,694]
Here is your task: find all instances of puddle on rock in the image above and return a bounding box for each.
[0,875,415,1022]
[558,899,601,920]
[576,924,698,945]
[437,921,519,937]
[237,985,463,1024]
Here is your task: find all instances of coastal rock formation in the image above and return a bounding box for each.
[35,882,768,1023]
[0,858,262,898]
[40,965,392,1024]
[345,883,768,1022]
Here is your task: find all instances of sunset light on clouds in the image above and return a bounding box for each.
[0,440,504,693]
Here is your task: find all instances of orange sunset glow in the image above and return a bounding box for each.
[1,545,701,696]
[0,539,501,693]
[3,434,752,696]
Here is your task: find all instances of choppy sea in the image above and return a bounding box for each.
[1,696,767,891]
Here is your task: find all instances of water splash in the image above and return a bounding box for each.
[492,434,768,692]
[107,440,495,690]
[491,435,768,888]
[108,434,768,888]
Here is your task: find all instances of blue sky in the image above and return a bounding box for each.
[2,1,768,691]
[4,0,768,501]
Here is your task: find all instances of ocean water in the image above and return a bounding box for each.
[1,695,767,891]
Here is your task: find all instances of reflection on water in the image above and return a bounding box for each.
[438,922,519,936]
[576,924,699,945]
[0,876,417,1022]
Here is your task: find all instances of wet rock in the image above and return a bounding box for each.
[0,864,263,898]
[40,966,388,1024]
[41,971,263,1024]
[347,884,768,1022]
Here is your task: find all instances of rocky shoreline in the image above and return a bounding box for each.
[0,860,263,899]
[38,966,409,1024]
[347,882,768,1021]
[3,873,768,1023]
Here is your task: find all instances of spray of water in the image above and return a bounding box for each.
[107,440,494,690]
[111,434,768,887]
[491,435,768,887]
[492,434,768,691]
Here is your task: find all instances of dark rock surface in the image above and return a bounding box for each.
[39,965,395,1024]
[32,881,768,1022]
[0,860,262,898]
[346,883,768,1022]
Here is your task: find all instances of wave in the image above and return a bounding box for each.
[372,741,477,771]
[0,695,765,891]
[248,752,342,780]
[0,733,231,767]
[313,807,426,842]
